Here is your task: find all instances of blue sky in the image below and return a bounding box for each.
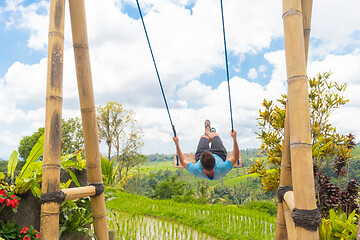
[0,0,360,159]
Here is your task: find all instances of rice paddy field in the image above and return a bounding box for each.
[106,190,276,240]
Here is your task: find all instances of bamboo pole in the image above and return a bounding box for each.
[62,186,96,201]
[40,0,65,239]
[301,0,313,64]
[283,200,296,240]
[68,1,109,239]
[276,106,293,240]
[283,0,318,238]
[283,191,296,239]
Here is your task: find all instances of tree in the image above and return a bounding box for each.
[18,118,84,164]
[61,117,84,155]
[249,72,354,192]
[97,101,144,180]
[18,127,44,161]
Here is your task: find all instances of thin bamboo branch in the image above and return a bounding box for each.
[62,186,96,201]
[68,1,109,239]
[40,0,65,239]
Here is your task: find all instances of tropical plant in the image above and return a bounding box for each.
[319,209,358,240]
[249,72,353,192]
[101,156,120,187]
[0,220,21,240]
[14,135,44,197]
[59,198,95,238]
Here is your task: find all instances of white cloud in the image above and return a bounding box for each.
[247,68,257,80]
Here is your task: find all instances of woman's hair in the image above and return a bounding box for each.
[200,150,215,171]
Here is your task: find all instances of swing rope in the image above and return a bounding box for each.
[136,0,177,138]
[220,0,239,165]
[136,0,179,166]
[220,0,234,132]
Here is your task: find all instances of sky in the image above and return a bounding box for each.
[0,0,360,159]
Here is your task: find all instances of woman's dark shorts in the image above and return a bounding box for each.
[195,136,227,162]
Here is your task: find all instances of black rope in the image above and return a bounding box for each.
[292,208,322,231]
[136,0,176,137]
[220,0,234,132]
[89,183,105,197]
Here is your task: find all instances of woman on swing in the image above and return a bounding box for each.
[172,120,239,180]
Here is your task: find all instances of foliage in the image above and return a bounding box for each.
[316,171,359,217]
[18,128,44,162]
[152,176,186,199]
[0,161,7,173]
[61,117,84,155]
[106,190,276,240]
[6,151,18,180]
[61,149,86,171]
[17,118,84,165]
[243,201,277,216]
[97,101,144,180]
[0,220,21,240]
[14,135,44,197]
[101,156,120,187]
[250,72,353,192]
[319,209,358,240]
[59,198,96,238]
[19,226,40,240]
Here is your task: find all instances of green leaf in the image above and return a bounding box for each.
[18,134,44,180]
[66,169,81,187]
[7,151,18,180]
[60,179,73,189]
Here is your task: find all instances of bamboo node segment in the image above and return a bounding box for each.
[291,208,321,231]
[286,75,308,84]
[40,191,66,204]
[290,143,312,149]
[276,221,287,228]
[89,183,105,196]
[87,163,101,168]
[281,163,291,170]
[73,44,89,49]
[46,95,63,102]
[81,107,96,113]
[42,164,61,169]
[41,211,60,217]
[92,213,107,219]
[48,31,65,39]
[282,8,302,18]
[277,185,293,203]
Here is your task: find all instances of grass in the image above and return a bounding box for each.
[106,190,276,240]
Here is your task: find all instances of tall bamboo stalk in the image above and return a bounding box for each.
[40,0,65,239]
[301,0,313,64]
[68,1,109,239]
[275,106,293,240]
[282,0,318,238]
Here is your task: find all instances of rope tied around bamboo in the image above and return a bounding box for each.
[277,185,293,203]
[89,183,105,196]
[40,191,66,204]
[291,208,322,231]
